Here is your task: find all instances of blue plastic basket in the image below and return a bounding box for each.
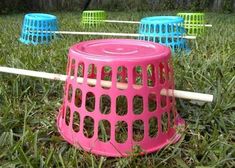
[19,13,58,45]
[138,16,189,52]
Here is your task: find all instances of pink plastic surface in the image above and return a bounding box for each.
[57,39,185,157]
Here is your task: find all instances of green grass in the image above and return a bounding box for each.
[0,11,235,167]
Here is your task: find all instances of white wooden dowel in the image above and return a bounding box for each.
[55,31,139,37]
[0,66,213,102]
[183,35,196,39]
[104,20,140,24]
[103,19,212,28]
[0,66,67,81]
[160,89,213,102]
[52,31,196,40]
[185,24,212,27]
[204,24,212,27]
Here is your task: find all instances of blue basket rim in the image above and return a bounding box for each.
[140,16,183,24]
[25,13,57,20]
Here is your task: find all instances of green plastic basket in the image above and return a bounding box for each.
[177,13,205,36]
[81,10,106,27]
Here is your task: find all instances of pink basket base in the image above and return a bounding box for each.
[57,107,185,157]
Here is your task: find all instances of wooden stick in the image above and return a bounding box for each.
[53,31,196,40]
[55,31,139,37]
[0,66,213,102]
[185,24,212,27]
[104,19,212,27]
[204,24,212,27]
[104,20,140,24]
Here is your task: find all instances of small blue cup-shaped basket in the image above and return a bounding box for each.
[19,13,58,45]
[138,16,189,52]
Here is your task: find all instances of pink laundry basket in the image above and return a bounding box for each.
[57,39,185,157]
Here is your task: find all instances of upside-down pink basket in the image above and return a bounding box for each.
[57,39,185,157]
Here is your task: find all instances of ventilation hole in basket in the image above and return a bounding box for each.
[37,21,41,27]
[150,24,154,33]
[70,59,76,77]
[133,66,142,89]
[173,35,178,43]
[145,24,149,32]
[133,120,144,142]
[75,88,82,108]
[187,15,189,21]
[167,67,173,84]
[35,36,40,43]
[77,62,84,78]
[139,35,144,41]
[116,95,128,116]
[25,34,29,40]
[100,95,111,114]
[65,107,70,126]
[159,62,165,84]
[148,93,157,112]
[154,25,159,33]
[117,66,128,90]
[32,36,37,42]
[133,95,143,115]
[141,24,144,32]
[167,24,171,33]
[170,109,175,128]
[161,37,166,43]
[115,121,128,143]
[101,66,112,89]
[68,84,73,102]
[147,64,155,87]
[173,24,178,33]
[73,111,80,132]
[98,120,111,142]
[149,117,158,138]
[154,37,159,43]
[29,35,33,41]
[168,37,173,43]
[149,36,154,42]
[83,116,94,138]
[143,36,148,41]
[173,25,177,33]
[165,62,170,81]
[140,24,145,32]
[161,95,167,108]
[87,64,97,87]
[162,24,166,33]
[85,92,95,112]
[161,112,168,133]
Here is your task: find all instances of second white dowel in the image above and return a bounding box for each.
[102,19,213,28]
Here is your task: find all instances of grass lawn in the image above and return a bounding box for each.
[0,11,234,167]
